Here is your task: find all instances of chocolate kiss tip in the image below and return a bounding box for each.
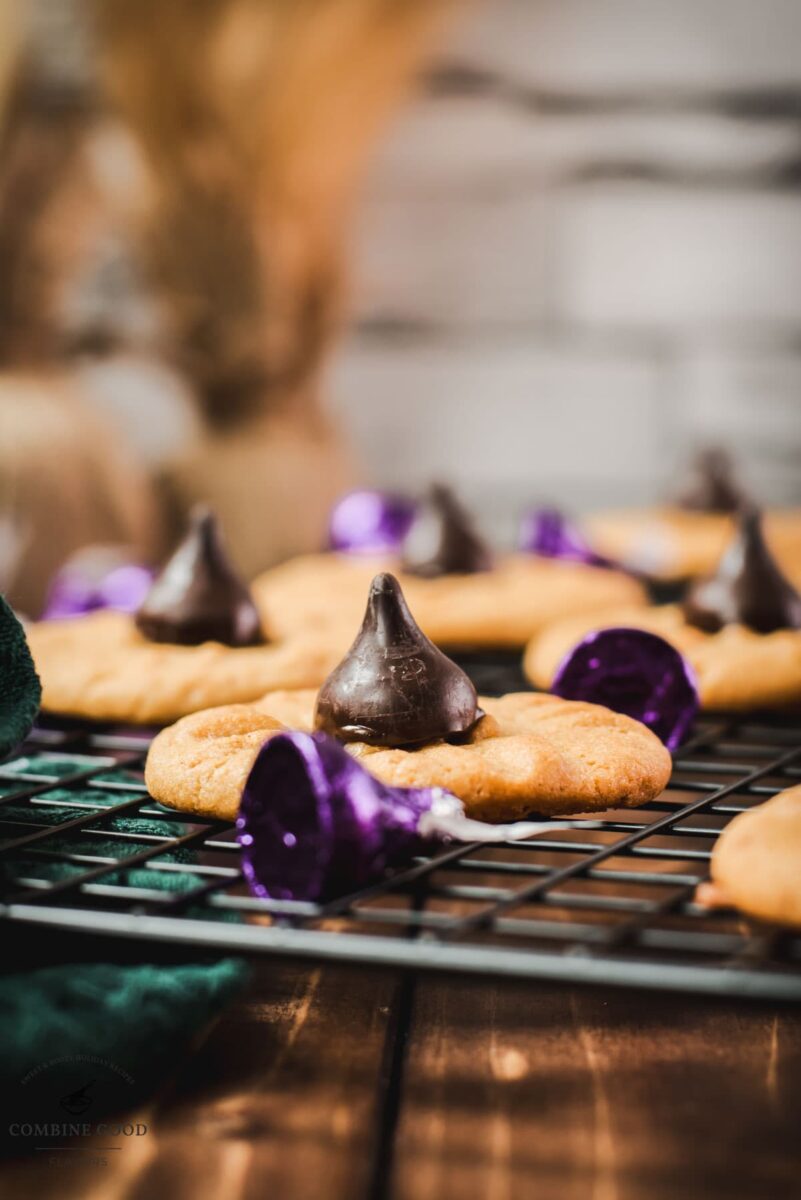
[371,571,399,593]
[676,446,747,513]
[189,503,214,531]
[314,572,480,747]
[134,507,265,648]
[401,483,492,578]
[683,507,801,635]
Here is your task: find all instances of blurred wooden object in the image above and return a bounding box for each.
[0,0,453,598]
[0,374,157,615]
[89,0,454,573]
[90,0,453,427]
[164,409,354,580]
[0,0,18,118]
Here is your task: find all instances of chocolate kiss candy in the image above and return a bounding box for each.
[401,484,492,577]
[237,731,576,902]
[519,506,613,568]
[328,489,416,555]
[683,508,801,635]
[135,507,265,646]
[314,572,480,746]
[675,447,748,513]
[552,627,699,751]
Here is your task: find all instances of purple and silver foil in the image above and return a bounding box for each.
[551,627,699,750]
[328,490,415,556]
[519,507,612,568]
[237,731,568,902]
[43,557,154,619]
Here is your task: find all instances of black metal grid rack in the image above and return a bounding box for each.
[2,660,801,1001]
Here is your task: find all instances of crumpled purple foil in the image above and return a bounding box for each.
[518,507,613,568]
[237,731,574,902]
[328,490,415,555]
[43,560,154,619]
[551,627,699,750]
[237,731,434,901]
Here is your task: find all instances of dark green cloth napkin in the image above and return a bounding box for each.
[0,595,41,758]
[0,594,249,1139]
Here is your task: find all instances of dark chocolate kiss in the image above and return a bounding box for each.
[314,573,481,746]
[401,484,493,577]
[135,507,265,646]
[683,508,801,634]
[675,447,748,513]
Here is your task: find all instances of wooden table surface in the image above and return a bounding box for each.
[3,959,801,1200]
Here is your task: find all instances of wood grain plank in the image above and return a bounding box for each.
[0,961,396,1200]
[5,965,801,1200]
[392,978,801,1200]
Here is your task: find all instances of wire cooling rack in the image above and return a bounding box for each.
[2,662,801,1000]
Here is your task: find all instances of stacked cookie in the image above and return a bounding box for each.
[525,507,801,712]
[26,467,801,924]
[585,448,801,583]
[145,572,671,824]
[28,497,672,831]
[521,462,801,932]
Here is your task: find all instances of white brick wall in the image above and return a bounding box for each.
[677,347,801,503]
[347,192,552,328]
[444,0,801,92]
[332,0,801,509]
[327,339,673,531]
[553,186,801,335]
[368,100,801,195]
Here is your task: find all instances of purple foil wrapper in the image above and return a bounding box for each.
[237,731,433,901]
[551,627,699,751]
[237,731,571,902]
[519,507,612,568]
[43,560,154,619]
[328,490,415,555]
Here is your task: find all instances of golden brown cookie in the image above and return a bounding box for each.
[709,784,801,928]
[252,553,647,649]
[524,604,801,711]
[585,507,801,582]
[145,688,671,822]
[27,611,348,724]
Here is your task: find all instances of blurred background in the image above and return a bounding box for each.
[333,0,801,522]
[1,0,800,611]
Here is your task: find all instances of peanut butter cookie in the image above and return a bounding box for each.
[145,688,671,822]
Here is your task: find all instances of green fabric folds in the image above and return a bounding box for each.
[0,595,41,758]
[0,601,249,1136]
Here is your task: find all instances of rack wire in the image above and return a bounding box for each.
[2,661,801,1000]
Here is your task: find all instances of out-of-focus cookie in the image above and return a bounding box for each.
[253,552,647,649]
[709,784,801,928]
[525,604,801,711]
[586,449,801,581]
[585,508,801,583]
[145,687,671,822]
[28,507,349,724]
[527,509,801,710]
[27,612,347,725]
[255,485,647,648]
